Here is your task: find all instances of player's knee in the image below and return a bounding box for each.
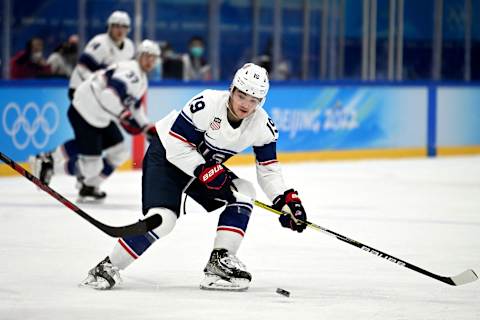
[104,143,129,168]
[146,207,177,238]
[232,178,256,201]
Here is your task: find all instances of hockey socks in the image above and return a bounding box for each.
[214,202,252,253]
[110,208,177,269]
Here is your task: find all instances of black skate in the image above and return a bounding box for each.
[78,183,106,203]
[29,152,54,185]
[81,256,121,290]
[200,248,251,291]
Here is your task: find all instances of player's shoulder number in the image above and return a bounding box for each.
[266,117,278,137]
[90,42,101,50]
[190,95,205,113]
[125,70,139,84]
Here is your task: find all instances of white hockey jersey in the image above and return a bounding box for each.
[155,89,287,201]
[69,33,135,90]
[73,60,149,128]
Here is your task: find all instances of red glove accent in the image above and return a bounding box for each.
[195,163,228,190]
[119,109,132,121]
[273,189,307,233]
[194,162,235,202]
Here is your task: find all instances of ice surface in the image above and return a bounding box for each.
[1,156,479,320]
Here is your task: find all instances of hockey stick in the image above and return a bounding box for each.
[233,191,478,286]
[0,151,162,238]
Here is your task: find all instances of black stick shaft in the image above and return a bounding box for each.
[251,198,477,286]
[0,151,161,237]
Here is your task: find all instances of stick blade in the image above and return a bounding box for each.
[449,269,478,286]
[103,214,163,238]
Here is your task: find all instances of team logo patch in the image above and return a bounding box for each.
[210,117,222,130]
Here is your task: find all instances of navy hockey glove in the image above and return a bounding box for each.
[119,110,143,135]
[143,123,157,142]
[272,189,307,233]
[119,110,157,141]
[194,161,235,202]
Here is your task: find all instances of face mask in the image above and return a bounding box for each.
[31,51,43,62]
[190,46,204,57]
[65,44,78,55]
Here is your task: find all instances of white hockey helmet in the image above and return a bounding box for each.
[107,11,131,28]
[137,39,161,57]
[231,63,269,99]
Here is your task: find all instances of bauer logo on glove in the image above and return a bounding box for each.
[200,164,224,183]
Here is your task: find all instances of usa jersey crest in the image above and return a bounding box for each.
[210,117,222,130]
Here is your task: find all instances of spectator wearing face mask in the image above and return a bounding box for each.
[10,37,52,79]
[182,36,211,81]
[47,35,79,78]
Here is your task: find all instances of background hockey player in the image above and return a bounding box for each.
[30,11,136,191]
[33,40,160,201]
[82,63,308,291]
[69,10,135,100]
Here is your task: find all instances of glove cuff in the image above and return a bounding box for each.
[272,193,284,210]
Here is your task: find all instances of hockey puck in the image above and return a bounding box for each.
[276,287,290,297]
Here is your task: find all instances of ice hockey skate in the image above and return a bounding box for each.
[81,256,122,290]
[29,152,54,185]
[77,183,107,203]
[200,249,251,291]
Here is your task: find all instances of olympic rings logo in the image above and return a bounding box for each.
[2,102,60,150]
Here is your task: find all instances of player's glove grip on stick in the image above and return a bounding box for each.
[194,162,235,202]
[272,189,307,233]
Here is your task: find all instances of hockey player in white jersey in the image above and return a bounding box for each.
[82,63,308,291]
[34,40,160,201]
[30,11,136,193]
[69,10,135,100]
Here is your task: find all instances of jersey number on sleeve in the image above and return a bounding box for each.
[126,71,139,84]
[190,95,205,113]
[266,117,278,137]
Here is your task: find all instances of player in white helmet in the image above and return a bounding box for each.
[81,63,308,291]
[30,11,136,196]
[31,40,160,202]
[69,10,134,99]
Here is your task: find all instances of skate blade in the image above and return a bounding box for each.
[77,196,106,204]
[79,277,112,290]
[200,275,249,292]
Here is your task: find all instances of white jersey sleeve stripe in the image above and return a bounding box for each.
[204,139,237,156]
[168,131,197,148]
